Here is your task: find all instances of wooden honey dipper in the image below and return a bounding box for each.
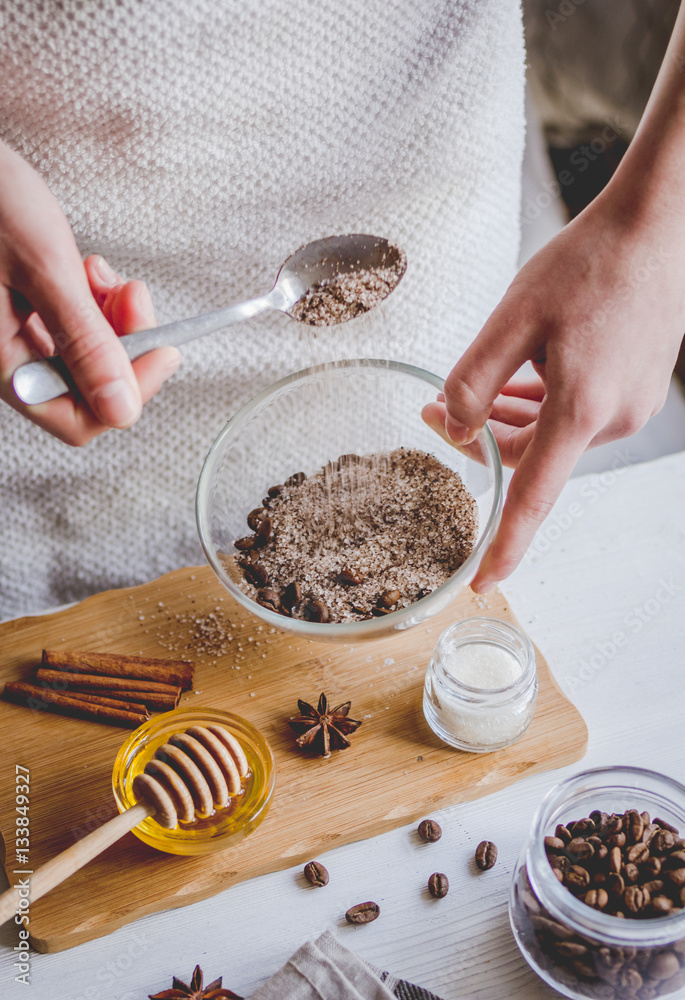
[0,724,249,926]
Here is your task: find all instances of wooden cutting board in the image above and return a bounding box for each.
[0,567,587,952]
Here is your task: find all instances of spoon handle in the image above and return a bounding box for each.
[12,294,274,406]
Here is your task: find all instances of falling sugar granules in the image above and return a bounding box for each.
[230,448,478,624]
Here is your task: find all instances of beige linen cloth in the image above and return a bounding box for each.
[250,931,443,1000]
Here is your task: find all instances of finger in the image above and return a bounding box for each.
[20,253,142,428]
[499,376,546,402]
[110,279,156,335]
[421,401,489,463]
[84,254,122,308]
[486,419,536,467]
[4,345,181,446]
[489,394,540,428]
[21,311,55,358]
[443,300,537,443]
[471,403,592,592]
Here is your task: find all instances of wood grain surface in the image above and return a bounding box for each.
[0,566,587,953]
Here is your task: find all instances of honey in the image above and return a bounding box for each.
[112,707,275,855]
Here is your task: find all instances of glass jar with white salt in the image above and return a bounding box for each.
[423,617,537,752]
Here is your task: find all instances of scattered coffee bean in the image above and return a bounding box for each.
[378,589,401,609]
[475,841,498,871]
[254,517,272,547]
[339,567,364,585]
[247,507,268,531]
[345,901,380,925]
[235,536,255,551]
[303,598,330,623]
[428,872,449,898]
[281,581,302,613]
[267,485,284,498]
[256,588,280,612]
[418,819,442,843]
[284,472,306,487]
[244,563,269,588]
[303,860,329,887]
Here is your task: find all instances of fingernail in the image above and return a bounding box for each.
[93,379,141,427]
[92,255,118,285]
[471,579,496,595]
[445,419,468,444]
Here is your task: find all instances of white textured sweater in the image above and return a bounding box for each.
[0,0,525,618]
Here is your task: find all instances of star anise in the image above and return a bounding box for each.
[149,964,242,1000]
[288,692,362,757]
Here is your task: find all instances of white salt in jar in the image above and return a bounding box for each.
[422,617,537,752]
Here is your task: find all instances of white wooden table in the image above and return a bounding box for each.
[2,450,684,1000]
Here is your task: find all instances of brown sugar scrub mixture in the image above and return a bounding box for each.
[287,250,407,326]
[230,448,478,624]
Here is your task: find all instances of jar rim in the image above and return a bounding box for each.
[527,765,685,947]
[431,616,536,696]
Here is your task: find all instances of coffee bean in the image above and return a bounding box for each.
[267,485,284,498]
[339,567,364,585]
[247,507,268,530]
[281,581,302,612]
[617,967,643,992]
[336,453,361,467]
[245,563,269,588]
[257,588,280,612]
[648,951,680,982]
[345,901,380,925]
[254,517,272,547]
[235,535,255,550]
[627,842,650,864]
[583,888,608,910]
[549,855,570,873]
[475,840,497,871]
[641,856,662,877]
[545,836,566,853]
[285,472,306,487]
[608,831,627,848]
[664,851,685,869]
[623,862,640,884]
[626,809,645,845]
[607,814,624,835]
[418,819,442,842]
[304,860,329,887]
[667,868,685,888]
[303,598,330,623]
[428,872,449,898]
[571,818,596,837]
[378,589,401,609]
[642,879,664,894]
[556,824,573,844]
[609,846,623,873]
[564,865,591,891]
[529,914,576,941]
[555,941,588,958]
[606,872,625,897]
[567,837,595,861]
[625,886,648,913]
[590,810,609,834]
[370,606,392,616]
[654,818,679,835]
[651,830,676,853]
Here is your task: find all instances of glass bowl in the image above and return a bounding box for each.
[509,766,685,1000]
[196,358,503,642]
[112,707,276,856]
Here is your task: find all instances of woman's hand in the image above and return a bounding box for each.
[424,190,685,592]
[0,140,180,445]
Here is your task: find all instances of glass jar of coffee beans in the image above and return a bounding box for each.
[509,767,685,1000]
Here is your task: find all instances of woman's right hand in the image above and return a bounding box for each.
[0,140,180,445]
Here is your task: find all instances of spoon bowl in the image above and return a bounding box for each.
[13,234,406,406]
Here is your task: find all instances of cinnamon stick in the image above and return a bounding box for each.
[42,689,150,715]
[36,667,180,700]
[3,681,148,728]
[42,649,194,690]
[57,683,179,713]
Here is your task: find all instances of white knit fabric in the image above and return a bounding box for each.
[0,0,525,618]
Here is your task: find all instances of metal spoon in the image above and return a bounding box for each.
[13,234,407,406]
